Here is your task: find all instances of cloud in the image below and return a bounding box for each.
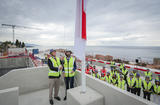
[0,0,160,46]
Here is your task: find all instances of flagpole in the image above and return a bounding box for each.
[81,51,86,93]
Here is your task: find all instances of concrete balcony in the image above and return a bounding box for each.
[0,66,157,105]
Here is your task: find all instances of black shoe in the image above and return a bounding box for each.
[49,99,54,105]
[64,96,67,101]
[54,96,61,101]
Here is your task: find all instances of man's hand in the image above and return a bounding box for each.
[62,72,65,77]
[59,65,63,70]
[71,70,74,74]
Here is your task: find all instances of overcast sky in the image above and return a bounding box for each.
[0,0,160,46]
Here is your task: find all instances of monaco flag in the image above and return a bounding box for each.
[74,0,87,61]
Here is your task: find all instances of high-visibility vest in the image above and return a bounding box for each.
[48,57,61,77]
[92,73,100,79]
[132,72,137,78]
[110,61,115,66]
[117,73,120,80]
[110,71,114,77]
[120,64,125,70]
[153,84,160,94]
[127,77,135,87]
[135,78,142,88]
[118,80,126,90]
[144,72,152,80]
[64,57,75,77]
[143,80,152,91]
[106,76,111,84]
[122,69,128,75]
[156,76,160,81]
[112,78,117,85]
[100,76,106,81]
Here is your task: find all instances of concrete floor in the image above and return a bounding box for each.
[19,87,67,105]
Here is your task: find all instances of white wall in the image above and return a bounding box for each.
[0,57,28,69]
[0,87,19,105]
[0,66,49,94]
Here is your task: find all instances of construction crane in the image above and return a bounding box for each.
[1,24,41,44]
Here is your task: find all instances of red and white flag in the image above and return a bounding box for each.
[74,0,87,61]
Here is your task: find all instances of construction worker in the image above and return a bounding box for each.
[63,50,76,100]
[120,62,125,70]
[111,74,118,86]
[48,49,62,105]
[135,73,142,96]
[106,72,111,84]
[132,69,137,78]
[127,73,136,94]
[85,65,91,75]
[142,76,152,101]
[101,66,107,76]
[92,65,97,73]
[117,70,122,80]
[114,69,118,76]
[92,69,100,79]
[122,66,128,81]
[144,69,152,81]
[110,60,115,71]
[155,74,160,81]
[100,72,106,81]
[152,79,160,104]
[117,75,126,90]
[110,69,114,77]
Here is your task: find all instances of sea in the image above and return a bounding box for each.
[27,46,160,64]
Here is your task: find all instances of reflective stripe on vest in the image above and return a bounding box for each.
[48,57,61,77]
[64,57,75,77]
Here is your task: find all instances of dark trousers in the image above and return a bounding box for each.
[135,88,141,96]
[143,91,151,101]
[127,86,136,94]
[64,77,74,97]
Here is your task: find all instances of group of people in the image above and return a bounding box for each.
[85,61,160,104]
[48,49,76,105]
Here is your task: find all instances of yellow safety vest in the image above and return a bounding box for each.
[156,76,160,81]
[153,85,160,94]
[100,76,106,81]
[143,80,152,91]
[112,78,117,85]
[48,57,61,77]
[135,78,142,88]
[120,64,125,70]
[117,73,120,80]
[110,61,115,66]
[132,72,137,78]
[118,80,126,90]
[144,72,152,80]
[127,77,135,87]
[122,69,128,75]
[64,57,75,77]
[92,73,100,79]
[110,71,114,77]
[105,76,111,84]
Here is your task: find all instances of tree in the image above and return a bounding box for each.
[19,41,21,48]
[15,39,19,47]
[22,42,25,48]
